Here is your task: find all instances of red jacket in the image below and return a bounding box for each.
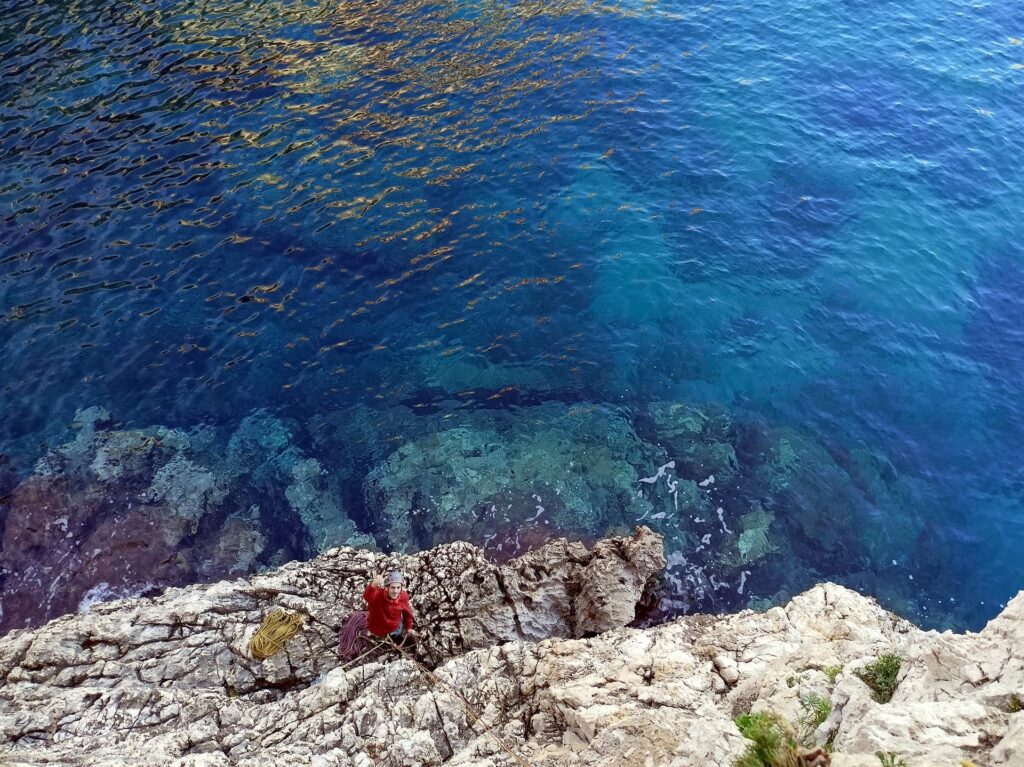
[363,585,415,636]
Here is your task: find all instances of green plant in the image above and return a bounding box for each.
[1008,693,1023,713]
[733,712,799,767]
[856,653,903,703]
[733,712,830,767]
[798,692,832,732]
[875,751,908,767]
[823,665,842,684]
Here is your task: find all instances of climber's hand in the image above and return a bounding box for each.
[371,574,384,588]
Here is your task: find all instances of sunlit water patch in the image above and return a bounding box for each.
[2,0,1023,633]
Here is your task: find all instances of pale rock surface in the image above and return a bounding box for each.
[0,529,1022,767]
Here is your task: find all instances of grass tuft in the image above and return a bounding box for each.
[855,653,902,703]
[733,712,797,767]
[875,752,908,767]
[733,711,830,767]
[822,665,842,684]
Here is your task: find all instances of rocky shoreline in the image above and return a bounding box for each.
[1,528,1020,766]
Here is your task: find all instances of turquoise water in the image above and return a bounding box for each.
[2,0,1023,630]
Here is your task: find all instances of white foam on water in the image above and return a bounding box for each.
[639,460,675,484]
[78,581,154,613]
[666,477,679,509]
[78,582,117,612]
[737,570,751,595]
[716,507,732,534]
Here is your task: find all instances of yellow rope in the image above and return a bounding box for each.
[249,609,304,660]
[393,642,533,767]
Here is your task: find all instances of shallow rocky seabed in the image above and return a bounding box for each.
[0,396,933,636]
[1,528,1021,767]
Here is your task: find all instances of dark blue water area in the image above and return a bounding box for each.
[2,0,1024,631]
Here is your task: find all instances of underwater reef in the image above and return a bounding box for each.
[0,393,933,636]
[0,407,372,635]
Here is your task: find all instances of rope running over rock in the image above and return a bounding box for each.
[394,642,533,767]
[248,608,532,765]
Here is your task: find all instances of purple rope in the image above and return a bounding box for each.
[338,610,370,659]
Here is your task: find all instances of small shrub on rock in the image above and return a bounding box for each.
[734,712,795,767]
[733,711,830,767]
[798,692,832,733]
[856,653,902,703]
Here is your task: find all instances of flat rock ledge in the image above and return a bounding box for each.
[0,529,1021,767]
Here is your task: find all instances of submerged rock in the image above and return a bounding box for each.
[0,530,1019,767]
[649,401,740,484]
[0,393,937,642]
[735,504,779,564]
[0,407,371,635]
[285,458,373,553]
[645,400,927,619]
[363,403,662,555]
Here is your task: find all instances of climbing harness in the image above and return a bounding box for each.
[249,609,304,660]
[391,640,533,767]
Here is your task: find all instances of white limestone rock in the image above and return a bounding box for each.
[0,531,1021,767]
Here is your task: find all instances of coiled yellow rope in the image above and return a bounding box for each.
[249,609,304,660]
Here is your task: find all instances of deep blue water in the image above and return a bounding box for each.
[2,0,1023,630]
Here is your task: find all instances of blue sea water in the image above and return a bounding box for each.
[1,0,1023,630]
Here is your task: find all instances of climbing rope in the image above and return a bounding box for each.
[393,641,533,767]
[330,603,531,765]
[336,636,390,671]
[249,609,304,660]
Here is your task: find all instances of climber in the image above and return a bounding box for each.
[363,570,416,645]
